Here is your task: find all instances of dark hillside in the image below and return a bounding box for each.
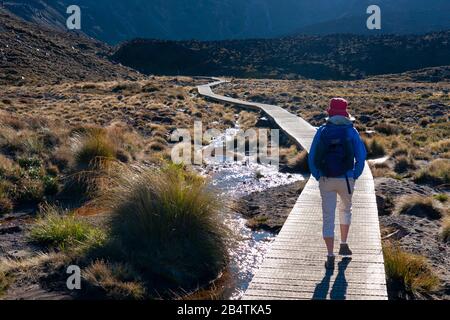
[113,33,450,80]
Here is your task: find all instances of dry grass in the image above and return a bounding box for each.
[414,159,450,186]
[72,128,117,170]
[393,156,416,174]
[0,184,13,215]
[0,270,11,297]
[383,243,440,298]
[397,195,443,220]
[362,136,387,159]
[83,260,145,300]
[288,150,309,173]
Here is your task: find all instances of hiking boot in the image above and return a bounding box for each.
[339,243,353,256]
[325,255,335,269]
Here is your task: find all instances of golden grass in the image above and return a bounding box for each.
[383,243,440,298]
[397,195,443,220]
[362,136,387,159]
[72,128,117,170]
[414,159,450,186]
[429,139,450,155]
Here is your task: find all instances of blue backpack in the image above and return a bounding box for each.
[314,124,355,178]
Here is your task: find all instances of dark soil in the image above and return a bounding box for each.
[235,180,307,232]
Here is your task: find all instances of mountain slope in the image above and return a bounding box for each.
[3,0,450,44]
[112,32,450,80]
[0,9,141,85]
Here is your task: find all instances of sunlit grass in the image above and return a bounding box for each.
[414,159,450,186]
[73,128,117,170]
[29,206,106,250]
[97,162,230,295]
[397,195,443,220]
[383,243,440,298]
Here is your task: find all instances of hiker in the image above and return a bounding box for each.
[308,98,367,269]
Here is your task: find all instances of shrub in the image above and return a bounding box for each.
[98,163,229,294]
[83,260,145,300]
[383,243,439,299]
[414,159,450,186]
[397,195,443,220]
[29,206,106,250]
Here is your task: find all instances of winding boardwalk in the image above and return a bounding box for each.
[197,78,388,300]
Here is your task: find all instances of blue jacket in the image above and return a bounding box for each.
[308,116,367,181]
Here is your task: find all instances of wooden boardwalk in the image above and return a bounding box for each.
[197,78,388,300]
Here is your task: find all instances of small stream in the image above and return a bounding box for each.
[196,125,306,300]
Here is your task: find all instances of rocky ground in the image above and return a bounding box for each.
[235,180,306,232]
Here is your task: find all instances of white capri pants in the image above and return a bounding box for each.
[319,177,355,238]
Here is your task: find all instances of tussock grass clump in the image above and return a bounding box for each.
[441,217,450,243]
[363,137,386,159]
[414,159,450,186]
[397,195,443,220]
[72,128,117,170]
[29,206,106,250]
[83,260,145,300]
[288,150,310,173]
[383,243,440,299]
[394,156,416,174]
[375,123,399,135]
[99,163,229,294]
[280,146,309,173]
